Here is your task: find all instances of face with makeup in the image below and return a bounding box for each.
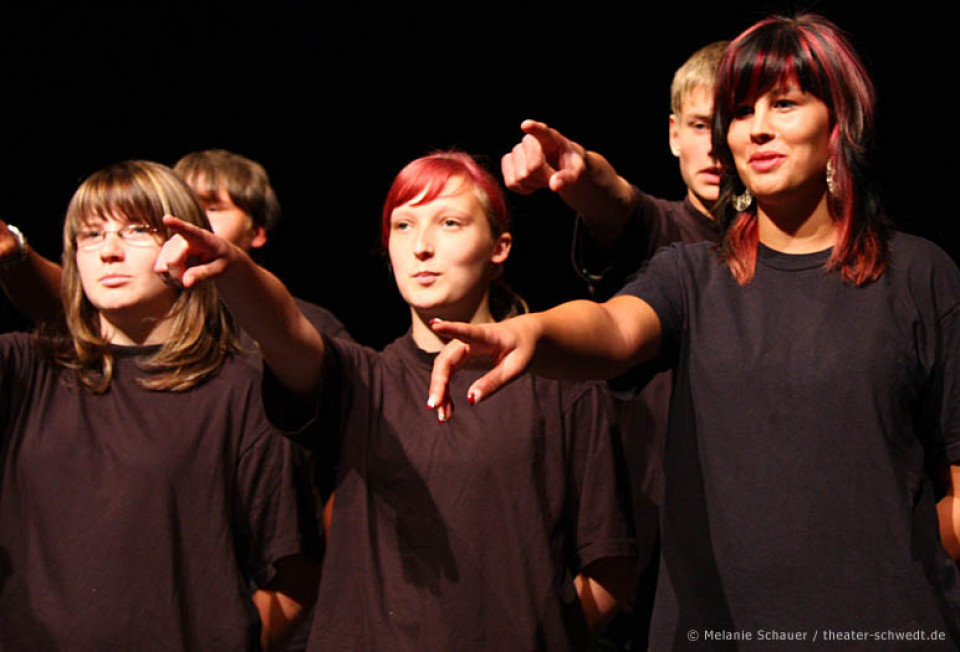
[727,83,832,209]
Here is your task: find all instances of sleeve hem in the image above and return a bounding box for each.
[576,538,638,570]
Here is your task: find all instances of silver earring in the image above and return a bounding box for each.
[826,160,837,197]
[732,188,753,212]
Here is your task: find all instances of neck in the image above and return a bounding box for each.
[756,190,836,254]
[409,297,496,352]
[99,310,175,346]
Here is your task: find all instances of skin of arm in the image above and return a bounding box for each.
[252,554,320,651]
[0,220,64,324]
[502,120,638,249]
[937,465,960,559]
[574,557,637,632]
[154,216,325,399]
[427,295,661,421]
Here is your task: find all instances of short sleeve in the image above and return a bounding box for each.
[235,423,315,587]
[941,304,960,461]
[564,382,636,569]
[618,242,687,330]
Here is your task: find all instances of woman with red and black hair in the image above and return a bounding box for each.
[427,15,960,648]
[156,151,636,649]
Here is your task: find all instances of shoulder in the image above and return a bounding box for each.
[214,348,267,387]
[0,331,38,354]
[890,232,959,273]
[632,186,683,214]
[887,233,960,317]
[324,331,383,370]
[632,187,687,229]
[0,332,45,374]
[293,296,353,342]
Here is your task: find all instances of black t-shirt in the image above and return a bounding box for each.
[574,189,720,300]
[619,234,960,649]
[267,333,636,650]
[0,336,309,650]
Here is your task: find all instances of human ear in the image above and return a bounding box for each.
[249,226,268,250]
[668,114,681,158]
[490,232,512,265]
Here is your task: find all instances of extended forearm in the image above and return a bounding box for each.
[528,296,661,380]
[215,253,325,398]
[558,152,637,249]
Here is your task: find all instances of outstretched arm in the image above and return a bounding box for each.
[155,216,325,398]
[426,295,661,421]
[0,221,63,324]
[502,120,638,248]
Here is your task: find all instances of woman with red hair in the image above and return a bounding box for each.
[157,151,636,649]
[427,15,960,649]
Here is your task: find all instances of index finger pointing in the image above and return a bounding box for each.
[162,214,215,243]
[519,119,563,150]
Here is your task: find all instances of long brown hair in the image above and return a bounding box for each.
[51,160,237,393]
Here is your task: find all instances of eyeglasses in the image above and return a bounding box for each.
[76,224,160,251]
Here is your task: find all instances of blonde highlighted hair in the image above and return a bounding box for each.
[670,41,728,115]
[54,160,237,393]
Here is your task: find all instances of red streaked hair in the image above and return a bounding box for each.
[381,151,509,248]
[712,14,890,285]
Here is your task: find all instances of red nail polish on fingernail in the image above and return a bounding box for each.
[426,399,436,410]
[467,392,476,406]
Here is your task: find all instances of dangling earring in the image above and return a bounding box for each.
[826,160,837,197]
[732,188,753,212]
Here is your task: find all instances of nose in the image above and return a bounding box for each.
[413,225,434,260]
[98,231,126,260]
[749,104,774,145]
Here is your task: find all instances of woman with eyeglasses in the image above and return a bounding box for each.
[0,161,316,650]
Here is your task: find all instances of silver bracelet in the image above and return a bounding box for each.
[0,224,28,271]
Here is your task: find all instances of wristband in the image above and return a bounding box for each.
[0,224,28,271]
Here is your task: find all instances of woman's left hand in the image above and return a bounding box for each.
[154,215,242,288]
[427,315,540,422]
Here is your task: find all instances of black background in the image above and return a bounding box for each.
[3,2,956,346]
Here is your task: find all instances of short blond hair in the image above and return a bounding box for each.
[670,41,728,115]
